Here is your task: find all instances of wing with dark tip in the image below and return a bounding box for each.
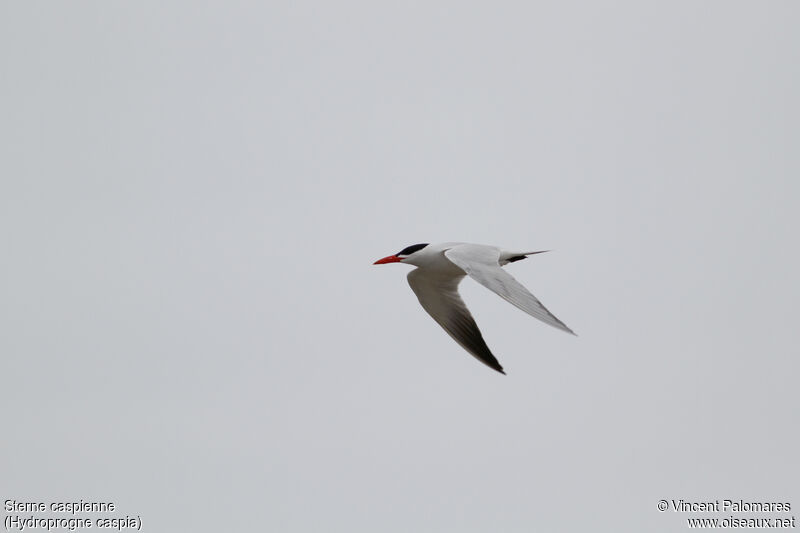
[407,269,505,374]
[444,245,576,335]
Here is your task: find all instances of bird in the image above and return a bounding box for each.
[373,242,575,374]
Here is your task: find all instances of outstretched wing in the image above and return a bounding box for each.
[444,245,576,335]
[407,268,505,374]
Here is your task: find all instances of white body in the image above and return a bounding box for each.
[387,242,574,374]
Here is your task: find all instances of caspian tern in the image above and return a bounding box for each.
[373,242,575,374]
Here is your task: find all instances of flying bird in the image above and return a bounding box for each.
[373,242,575,374]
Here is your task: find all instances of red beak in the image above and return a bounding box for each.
[373,254,402,265]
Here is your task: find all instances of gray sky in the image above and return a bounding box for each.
[2,2,798,532]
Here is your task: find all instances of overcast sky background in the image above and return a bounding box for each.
[2,2,798,532]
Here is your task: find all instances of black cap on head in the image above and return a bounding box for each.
[397,243,429,257]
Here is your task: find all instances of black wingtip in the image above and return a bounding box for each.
[490,363,506,375]
[508,250,551,263]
